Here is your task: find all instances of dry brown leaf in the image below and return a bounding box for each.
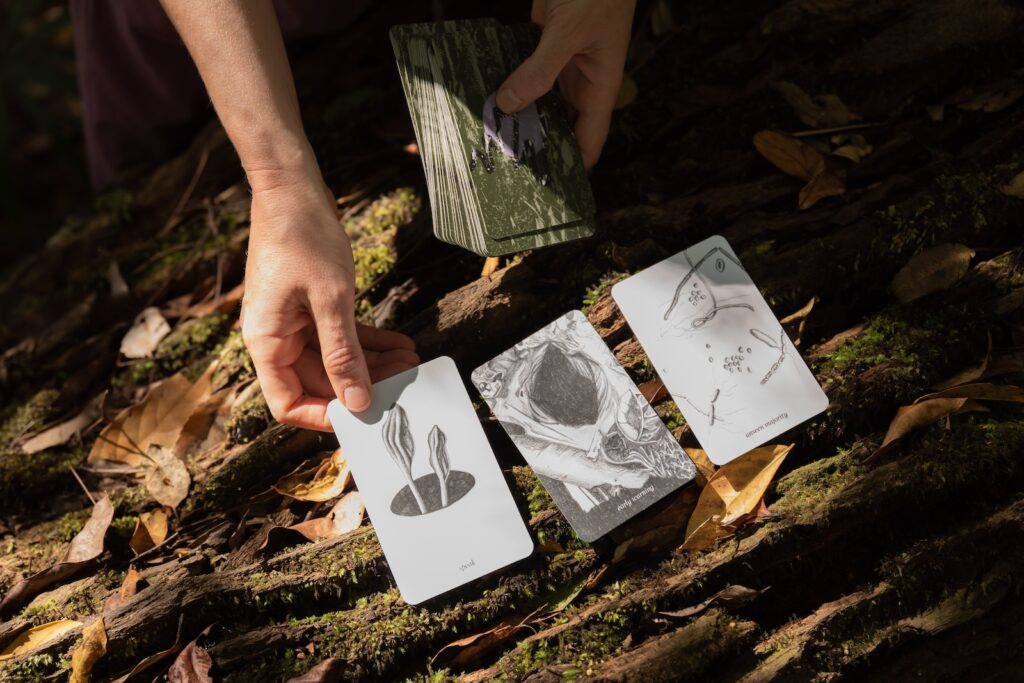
[916,382,1024,404]
[879,398,968,450]
[0,494,114,618]
[285,658,347,683]
[1001,171,1024,199]
[0,619,82,661]
[638,377,668,404]
[771,81,858,129]
[172,386,235,459]
[433,614,533,668]
[658,584,762,619]
[891,243,975,304]
[678,516,735,552]
[798,167,846,209]
[145,445,191,509]
[89,366,214,467]
[683,447,717,487]
[273,449,350,502]
[104,568,146,613]
[110,616,185,683]
[129,508,170,555]
[168,628,214,683]
[949,80,1023,113]
[69,617,107,683]
[120,307,172,359]
[21,393,104,454]
[833,141,873,163]
[753,130,824,181]
[261,492,365,554]
[684,444,794,547]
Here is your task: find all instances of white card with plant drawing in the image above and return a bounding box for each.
[472,311,697,542]
[612,234,829,465]
[327,357,533,605]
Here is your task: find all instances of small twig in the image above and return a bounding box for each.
[791,122,884,138]
[68,465,96,505]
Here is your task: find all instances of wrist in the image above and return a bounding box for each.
[242,135,322,195]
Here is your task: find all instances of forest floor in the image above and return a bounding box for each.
[2,0,1024,681]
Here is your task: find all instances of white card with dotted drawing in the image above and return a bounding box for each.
[612,235,828,465]
[327,357,533,605]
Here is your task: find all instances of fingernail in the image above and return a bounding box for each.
[343,385,371,411]
[496,87,522,113]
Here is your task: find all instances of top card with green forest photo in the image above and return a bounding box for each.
[390,20,596,256]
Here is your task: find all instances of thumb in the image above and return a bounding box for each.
[496,25,576,113]
[313,294,373,412]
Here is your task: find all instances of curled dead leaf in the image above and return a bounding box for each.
[771,81,859,129]
[753,130,824,181]
[273,449,351,502]
[104,568,146,613]
[168,627,214,683]
[877,397,969,452]
[798,166,846,210]
[481,256,501,278]
[286,658,347,683]
[69,617,107,683]
[260,492,365,555]
[20,393,104,454]
[0,494,114,618]
[681,444,793,551]
[145,445,191,509]
[120,307,171,359]
[891,243,975,304]
[0,619,82,661]
[130,508,170,555]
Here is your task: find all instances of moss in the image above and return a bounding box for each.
[0,653,62,682]
[154,313,230,378]
[772,450,865,520]
[342,187,421,239]
[212,330,255,390]
[0,389,59,446]
[655,400,686,432]
[56,509,91,542]
[352,242,396,292]
[580,271,627,314]
[226,393,271,445]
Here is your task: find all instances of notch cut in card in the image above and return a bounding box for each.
[390,20,595,256]
[612,235,828,465]
[327,357,533,605]
[472,311,697,542]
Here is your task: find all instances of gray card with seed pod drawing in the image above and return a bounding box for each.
[472,311,697,542]
[327,356,533,605]
[389,20,595,256]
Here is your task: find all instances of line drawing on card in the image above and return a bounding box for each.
[475,313,694,513]
[750,327,788,385]
[382,403,476,516]
[663,246,752,323]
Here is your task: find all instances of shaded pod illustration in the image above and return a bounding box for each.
[382,403,475,517]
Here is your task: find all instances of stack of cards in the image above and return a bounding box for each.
[390,20,596,256]
[612,235,829,464]
[327,357,533,605]
[472,311,698,542]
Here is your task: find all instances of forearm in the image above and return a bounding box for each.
[159,0,316,191]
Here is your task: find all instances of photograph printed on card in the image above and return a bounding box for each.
[327,357,533,605]
[612,234,829,466]
[472,311,696,542]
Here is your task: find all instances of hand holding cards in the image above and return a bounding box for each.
[390,20,596,256]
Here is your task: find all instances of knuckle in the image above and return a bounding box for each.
[322,345,363,377]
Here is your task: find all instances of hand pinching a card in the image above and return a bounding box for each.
[473,311,697,542]
[613,235,829,465]
[327,357,533,605]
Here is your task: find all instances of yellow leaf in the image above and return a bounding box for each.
[273,449,351,502]
[798,167,845,209]
[684,444,794,542]
[130,508,170,555]
[1001,171,1024,199]
[69,617,107,683]
[0,619,82,661]
[481,257,501,278]
[88,366,214,467]
[683,447,716,487]
[753,131,824,182]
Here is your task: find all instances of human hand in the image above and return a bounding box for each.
[241,170,419,431]
[496,0,636,169]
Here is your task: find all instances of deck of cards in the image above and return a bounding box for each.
[390,19,596,256]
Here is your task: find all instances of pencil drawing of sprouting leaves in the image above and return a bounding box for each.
[428,426,451,508]
[383,403,426,514]
[381,402,475,517]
